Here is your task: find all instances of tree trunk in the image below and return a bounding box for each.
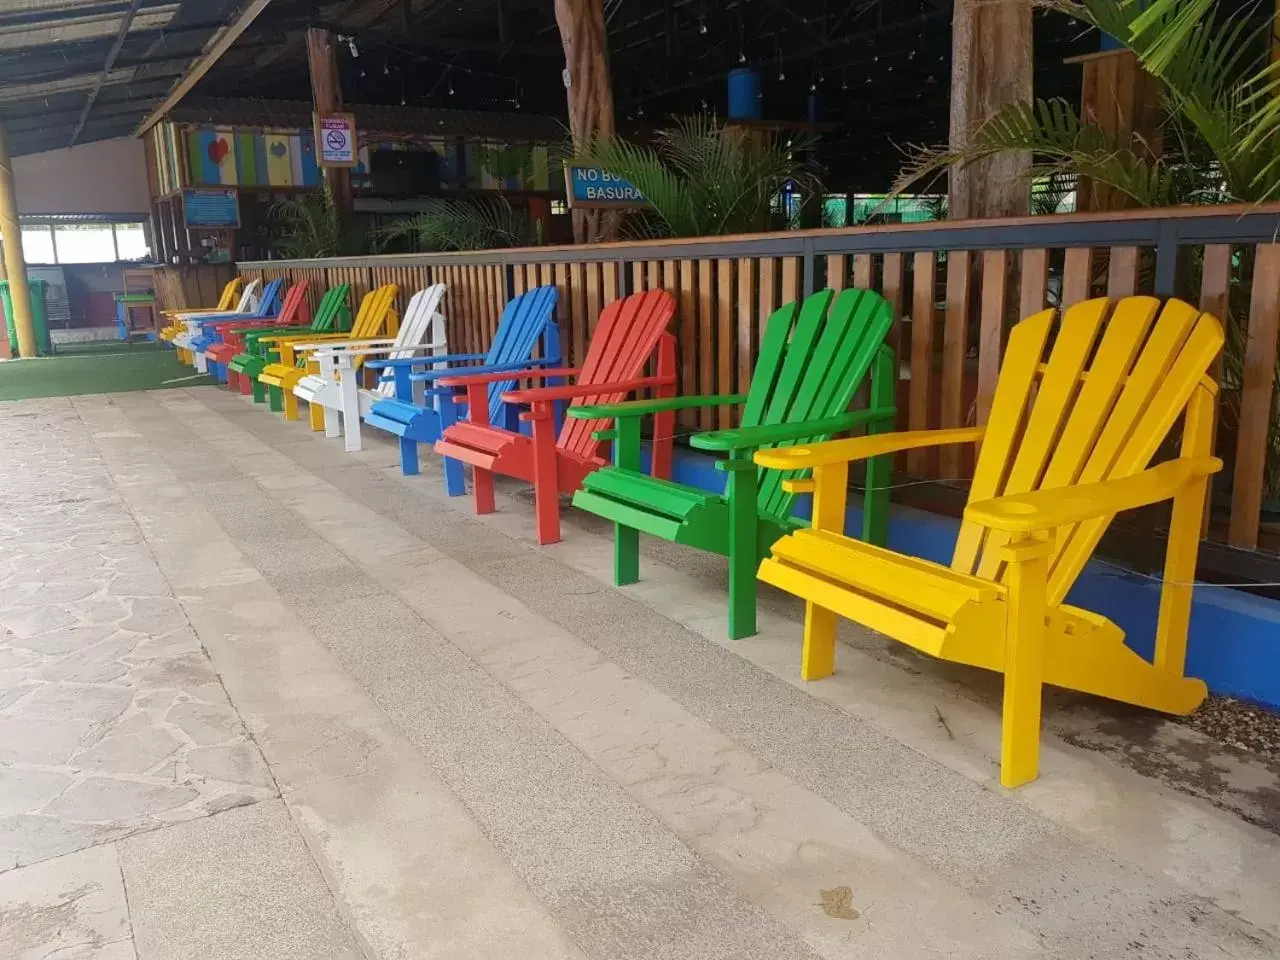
[949,0,1033,220]
[306,28,353,222]
[555,0,619,243]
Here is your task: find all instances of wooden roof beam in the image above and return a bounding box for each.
[134,0,276,136]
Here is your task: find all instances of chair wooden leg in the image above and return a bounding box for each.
[531,409,561,545]
[473,468,495,514]
[251,379,267,403]
[800,604,837,679]
[999,535,1052,789]
[283,390,300,422]
[726,460,758,640]
[400,439,420,476]
[614,525,639,585]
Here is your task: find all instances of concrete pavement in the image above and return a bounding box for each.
[1,386,1278,959]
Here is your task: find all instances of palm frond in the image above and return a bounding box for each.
[578,114,820,238]
[370,198,537,253]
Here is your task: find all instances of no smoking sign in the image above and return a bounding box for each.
[314,113,358,168]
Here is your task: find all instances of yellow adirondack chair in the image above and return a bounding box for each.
[256,284,399,424]
[159,279,243,359]
[754,296,1223,788]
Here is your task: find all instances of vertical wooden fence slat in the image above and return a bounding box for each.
[569,262,586,365]
[780,256,799,307]
[1019,248,1049,319]
[881,252,905,360]
[552,262,570,361]
[852,254,873,291]
[717,259,734,428]
[1229,243,1280,548]
[907,251,937,474]
[602,260,619,304]
[697,259,715,430]
[647,260,661,292]
[976,249,1009,427]
[1062,246,1092,307]
[631,261,644,292]
[568,262,587,366]
[585,260,603,340]
[758,257,777,353]
[940,250,971,477]
[1106,245,1140,298]
[826,254,846,292]
[678,260,698,430]
[1199,243,1233,537]
[737,257,756,418]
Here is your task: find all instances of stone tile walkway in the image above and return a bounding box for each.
[2,387,1280,959]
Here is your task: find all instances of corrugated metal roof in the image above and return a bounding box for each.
[169,98,563,142]
[0,0,246,157]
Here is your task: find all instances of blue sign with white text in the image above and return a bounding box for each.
[565,165,648,209]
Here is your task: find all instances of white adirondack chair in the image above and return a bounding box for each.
[172,279,263,367]
[293,284,448,453]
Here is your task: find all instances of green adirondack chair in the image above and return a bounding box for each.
[228,284,353,403]
[570,287,896,640]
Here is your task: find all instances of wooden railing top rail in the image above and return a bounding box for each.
[242,202,1280,276]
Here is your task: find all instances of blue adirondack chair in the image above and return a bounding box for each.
[190,279,286,382]
[364,285,560,490]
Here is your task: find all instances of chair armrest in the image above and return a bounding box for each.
[438,366,581,388]
[567,394,747,419]
[502,375,672,405]
[965,457,1222,534]
[754,426,985,470]
[693,407,898,452]
[367,352,486,369]
[312,342,447,360]
[411,356,559,382]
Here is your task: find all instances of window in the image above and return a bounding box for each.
[13,219,151,265]
[21,226,55,264]
[550,199,568,215]
[113,223,149,260]
[53,223,118,264]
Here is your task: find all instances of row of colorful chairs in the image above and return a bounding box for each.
[160,277,1223,789]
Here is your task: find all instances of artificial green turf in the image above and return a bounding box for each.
[0,342,215,401]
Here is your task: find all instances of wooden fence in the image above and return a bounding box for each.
[239,203,1280,554]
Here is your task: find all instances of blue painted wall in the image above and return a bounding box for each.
[657,448,1280,709]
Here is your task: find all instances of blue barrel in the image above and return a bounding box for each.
[728,67,761,120]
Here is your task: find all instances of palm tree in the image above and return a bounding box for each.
[895,0,1280,207]
[271,184,365,259]
[370,198,537,253]
[578,113,821,238]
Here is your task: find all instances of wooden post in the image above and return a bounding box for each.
[0,120,37,358]
[306,27,353,220]
[1068,49,1163,211]
[554,0,619,243]
[948,0,1033,219]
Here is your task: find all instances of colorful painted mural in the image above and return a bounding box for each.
[150,120,559,195]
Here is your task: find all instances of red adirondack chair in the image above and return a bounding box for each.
[435,289,677,545]
[206,282,312,394]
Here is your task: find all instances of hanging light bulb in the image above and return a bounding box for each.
[347,37,359,58]
[778,67,786,80]
[383,61,391,75]
[738,50,747,63]
[699,16,707,34]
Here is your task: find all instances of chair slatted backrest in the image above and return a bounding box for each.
[746,288,894,522]
[478,285,559,423]
[557,290,677,458]
[952,296,1224,604]
[343,284,400,347]
[214,279,242,311]
[310,284,352,332]
[373,284,448,395]
[232,279,262,314]
[275,280,311,327]
[252,278,285,318]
